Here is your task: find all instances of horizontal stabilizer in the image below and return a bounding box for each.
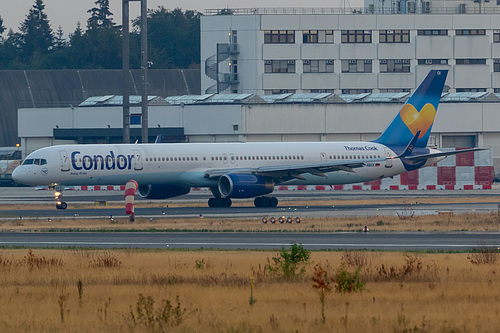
[404,148,487,163]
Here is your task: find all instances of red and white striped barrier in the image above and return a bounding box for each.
[124,180,138,217]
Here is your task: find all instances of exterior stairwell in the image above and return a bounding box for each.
[205,43,239,94]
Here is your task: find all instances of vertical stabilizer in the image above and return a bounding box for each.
[374,70,448,148]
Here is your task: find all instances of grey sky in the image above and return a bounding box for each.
[0,0,362,35]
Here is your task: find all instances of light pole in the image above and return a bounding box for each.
[122,0,148,144]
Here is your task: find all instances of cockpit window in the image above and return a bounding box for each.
[22,158,47,165]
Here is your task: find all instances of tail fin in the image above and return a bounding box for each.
[374,70,448,148]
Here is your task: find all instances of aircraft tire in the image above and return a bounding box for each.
[56,202,67,210]
[269,197,278,207]
[208,197,216,207]
[222,197,232,207]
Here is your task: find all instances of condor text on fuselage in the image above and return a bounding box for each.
[70,151,136,171]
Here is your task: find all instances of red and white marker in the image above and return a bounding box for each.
[124,180,138,220]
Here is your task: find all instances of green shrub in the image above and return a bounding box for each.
[267,242,311,280]
[335,264,365,293]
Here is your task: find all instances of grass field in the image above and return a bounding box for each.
[2,210,500,233]
[0,248,498,332]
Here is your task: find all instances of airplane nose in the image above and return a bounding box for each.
[12,166,26,184]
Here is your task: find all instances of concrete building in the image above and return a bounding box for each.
[201,9,500,95]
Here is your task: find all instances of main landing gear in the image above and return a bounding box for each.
[206,196,279,208]
[208,197,232,207]
[52,185,67,210]
[254,196,278,208]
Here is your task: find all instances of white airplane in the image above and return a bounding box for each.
[12,70,482,209]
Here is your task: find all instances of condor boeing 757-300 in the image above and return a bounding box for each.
[12,70,483,209]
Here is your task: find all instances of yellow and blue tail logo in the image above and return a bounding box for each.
[374,70,448,148]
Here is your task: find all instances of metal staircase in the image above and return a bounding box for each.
[205,43,239,94]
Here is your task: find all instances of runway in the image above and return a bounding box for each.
[0,231,498,250]
[2,187,500,219]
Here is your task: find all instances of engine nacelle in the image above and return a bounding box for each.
[138,184,190,199]
[218,174,274,199]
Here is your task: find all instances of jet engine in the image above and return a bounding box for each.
[218,174,274,198]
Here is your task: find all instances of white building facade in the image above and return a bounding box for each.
[201,10,500,95]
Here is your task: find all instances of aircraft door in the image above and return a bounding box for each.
[384,147,393,168]
[223,154,228,164]
[133,149,143,170]
[230,153,235,164]
[59,150,70,172]
[320,152,327,162]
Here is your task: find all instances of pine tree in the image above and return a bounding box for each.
[87,0,114,30]
[54,26,66,49]
[0,15,5,36]
[19,0,54,58]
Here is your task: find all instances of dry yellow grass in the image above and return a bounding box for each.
[0,249,498,332]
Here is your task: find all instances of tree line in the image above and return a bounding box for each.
[0,0,200,70]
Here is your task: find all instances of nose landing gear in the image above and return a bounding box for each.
[52,185,67,210]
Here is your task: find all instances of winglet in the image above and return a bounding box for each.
[398,130,420,158]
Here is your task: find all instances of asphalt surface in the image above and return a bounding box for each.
[2,187,500,219]
[0,231,498,250]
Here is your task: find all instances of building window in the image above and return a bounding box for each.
[341,59,372,73]
[341,30,372,43]
[456,88,487,92]
[494,59,500,72]
[418,59,448,65]
[341,89,372,94]
[264,30,295,44]
[380,59,410,73]
[264,60,296,73]
[379,30,409,43]
[456,59,486,65]
[131,114,141,125]
[494,30,500,43]
[495,88,500,93]
[380,88,411,93]
[264,89,297,95]
[303,30,334,43]
[303,60,334,73]
[308,89,335,93]
[417,30,448,36]
[456,29,486,36]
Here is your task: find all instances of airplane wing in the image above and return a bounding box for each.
[204,158,385,181]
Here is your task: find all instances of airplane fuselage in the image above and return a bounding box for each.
[13,141,442,188]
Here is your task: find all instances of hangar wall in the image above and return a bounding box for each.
[0,69,200,147]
